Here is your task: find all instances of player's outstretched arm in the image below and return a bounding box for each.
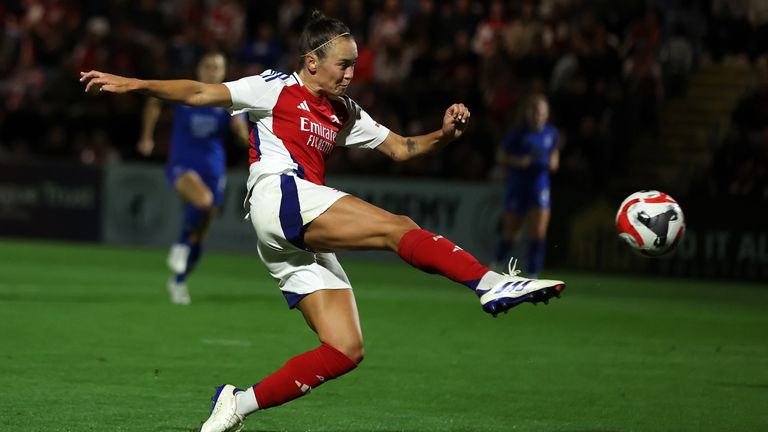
[376,103,470,161]
[79,70,232,108]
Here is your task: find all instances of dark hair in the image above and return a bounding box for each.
[298,10,352,67]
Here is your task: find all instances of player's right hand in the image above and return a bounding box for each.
[80,70,139,94]
[137,138,154,156]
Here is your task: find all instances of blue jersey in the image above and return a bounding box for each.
[168,105,232,177]
[501,124,558,212]
[501,124,558,180]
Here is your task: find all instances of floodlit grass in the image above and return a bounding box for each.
[0,239,766,431]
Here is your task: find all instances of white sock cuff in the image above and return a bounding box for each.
[235,387,259,416]
[477,271,503,292]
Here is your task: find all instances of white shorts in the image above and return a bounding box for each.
[247,173,351,308]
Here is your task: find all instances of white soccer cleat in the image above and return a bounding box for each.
[167,243,190,274]
[200,385,245,432]
[479,258,565,317]
[167,278,191,305]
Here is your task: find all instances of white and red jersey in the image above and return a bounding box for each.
[223,70,390,185]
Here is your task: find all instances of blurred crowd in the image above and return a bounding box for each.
[0,0,766,194]
[694,79,768,201]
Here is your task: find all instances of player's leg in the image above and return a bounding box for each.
[199,289,361,432]
[526,207,551,278]
[494,183,523,266]
[494,211,524,267]
[171,205,217,275]
[167,170,220,304]
[304,193,564,315]
[167,170,215,273]
[175,170,214,209]
[305,194,492,289]
[525,185,552,278]
[236,289,361,411]
[199,244,359,431]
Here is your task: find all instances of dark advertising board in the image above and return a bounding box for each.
[562,196,768,281]
[0,161,101,241]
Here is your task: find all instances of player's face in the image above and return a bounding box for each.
[527,100,549,131]
[315,38,357,96]
[198,54,226,84]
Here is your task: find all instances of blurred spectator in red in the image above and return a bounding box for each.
[369,0,408,51]
[472,0,508,57]
[206,0,245,52]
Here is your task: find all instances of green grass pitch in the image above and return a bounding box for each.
[0,239,766,432]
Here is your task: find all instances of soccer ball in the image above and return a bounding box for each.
[615,190,685,257]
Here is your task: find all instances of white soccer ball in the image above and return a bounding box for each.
[615,190,686,257]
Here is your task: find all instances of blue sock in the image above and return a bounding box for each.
[177,205,209,244]
[174,204,210,283]
[175,242,203,283]
[527,239,546,276]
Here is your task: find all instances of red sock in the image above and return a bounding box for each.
[397,228,490,290]
[251,343,357,410]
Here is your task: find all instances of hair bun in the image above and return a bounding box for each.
[310,10,325,22]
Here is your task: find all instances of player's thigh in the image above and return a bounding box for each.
[174,170,214,209]
[297,288,364,362]
[304,194,419,252]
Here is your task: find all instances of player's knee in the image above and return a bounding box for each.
[347,344,365,365]
[328,338,365,364]
[392,215,419,236]
[384,215,419,250]
[192,191,214,210]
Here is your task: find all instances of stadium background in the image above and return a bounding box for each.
[2,0,766,279]
[1,1,767,432]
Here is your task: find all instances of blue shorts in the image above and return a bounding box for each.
[503,179,551,214]
[166,164,226,207]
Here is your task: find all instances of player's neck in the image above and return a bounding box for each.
[298,70,323,98]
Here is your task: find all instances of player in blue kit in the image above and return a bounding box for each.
[495,93,560,278]
[137,51,249,304]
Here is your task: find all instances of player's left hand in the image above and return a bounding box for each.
[442,103,470,140]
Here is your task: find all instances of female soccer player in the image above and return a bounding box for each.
[81,12,565,432]
[494,94,560,278]
[137,52,249,305]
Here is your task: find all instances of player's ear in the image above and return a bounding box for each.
[306,53,318,74]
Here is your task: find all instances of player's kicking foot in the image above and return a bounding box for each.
[167,278,191,305]
[478,259,565,317]
[167,243,190,274]
[199,384,245,432]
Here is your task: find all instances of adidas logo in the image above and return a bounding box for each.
[329,114,340,123]
[295,380,312,394]
[297,100,310,112]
